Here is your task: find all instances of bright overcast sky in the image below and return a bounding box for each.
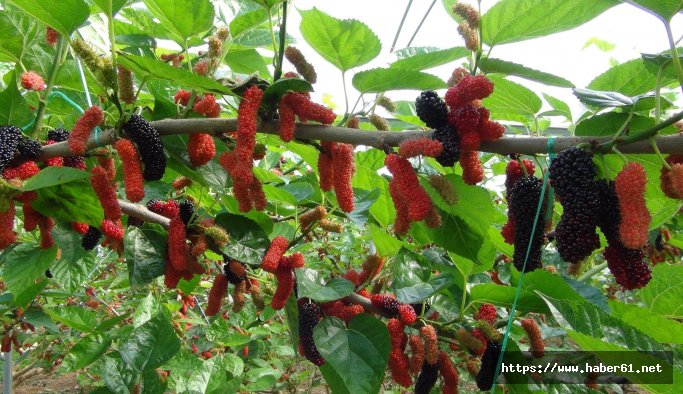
[287,1,683,122]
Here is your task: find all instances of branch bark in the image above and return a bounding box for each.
[39,118,683,161]
[118,200,170,229]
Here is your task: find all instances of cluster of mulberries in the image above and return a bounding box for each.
[20,71,46,91]
[476,340,502,390]
[167,216,188,271]
[615,162,650,249]
[386,153,439,234]
[146,199,180,219]
[205,273,229,316]
[114,139,145,202]
[67,106,104,155]
[278,97,296,142]
[509,176,546,272]
[660,155,683,199]
[187,134,216,167]
[408,335,425,374]
[398,138,443,159]
[548,147,600,263]
[174,89,191,106]
[595,179,652,290]
[101,219,124,241]
[3,161,40,181]
[0,125,22,173]
[261,236,289,272]
[475,304,497,325]
[369,294,417,324]
[420,325,439,365]
[298,301,325,365]
[416,91,461,167]
[46,129,86,170]
[284,46,317,84]
[122,114,166,181]
[387,318,412,387]
[260,237,304,310]
[90,166,122,221]
[316,142,355,212]
[15,137,43,162]
[501,160,536,244]
[321,300,364,322]
[520,318,544,358]
[193,94,221,118]
[283,92,336,125]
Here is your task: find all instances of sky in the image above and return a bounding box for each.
[284,0,683,123]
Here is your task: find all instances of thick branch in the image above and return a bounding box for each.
[39,118,683,160]
[118,200,169,229]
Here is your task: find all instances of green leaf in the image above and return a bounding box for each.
[627,0,682,20]
[369,224,405,257]
[44,306,98,333]
[117,53,235,95]
[7,0,90,36]
[142,0,214,44]
[296,268,354,302]
[124,226,167,288]
[352,67,447,93]
[483,74,542,118]
[541,295,662,351]
[479,58,574,87]
[391,47,469,71]
[21,166,91,191]
[390,248,455,304]
[347,187,380,227]
[64,333,112,370]
[299,7,381,72]
[412,214,486,264]
[102,354,138,394]
[0,8,40,63]
[575,112,655,136]
[262,78,313,108]
[508,268,598,307]
[587,57,678,96]
[0,71,33,125]
[543,93,573,121]
[640,264,683,319]
[314,315,390,394]
[482,0,618,46]
[206,319,251,346]
[470,283,549,313]
[92,0,128,17]
[609,301,683,344]
[215,212,271,266]
[119,312,180,372]
[51,224,97,292]
[224,48,271,79]
[572,87,634,108]
[33,178,104,226]
[2,244,56,304]
[284,292,299,353]
[229,9,269,37]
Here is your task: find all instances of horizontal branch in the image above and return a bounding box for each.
[39,118,683,161]
[118,200,170,229]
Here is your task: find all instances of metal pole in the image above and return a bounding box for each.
[3,351,12,394]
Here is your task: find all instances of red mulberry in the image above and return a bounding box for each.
[408,335,425,374]
[174,89,191,106]
[389,179,411,235]
[615,162,650,249]
[459,132,481,151]
[193,94,221,117]
[90,166,121,221]
[3,161,40,180]
[261,236,289,272]
[385,154,433,221]
[101,219,124,241]
[475,304,497,325]
[172,176,192,190]
[21,71,46,91]
[122,114,166,181]
[479,120,505,141]
[332,143,355,213]
[205,273,229,316]
[371,294,401,316]
[46,27,58,46]
[389,349,413,387]
[439,352,459,394]
[398,304,417,325]
[167,216,188,271]
[278,98,296,142]
[459,151,484,185]
[444,75,494,109]
[272,268,294,310]
[398,138,443,159]
[449,104,481,134]
[520,318,544,358]
[114,139,145,202]
[187,134,216,167]
[318,141,335,192]
[420,325,439,365]
[283,92,335,125]
[0,201,17,249]
[68,106,104,155]
[233,86,263,182]
[669,164,683,199]
[72,222,89,234]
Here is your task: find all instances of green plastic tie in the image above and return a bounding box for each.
[490,136,556,393]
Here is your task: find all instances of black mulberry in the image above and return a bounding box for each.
[223,261,246,285]
[509,176,546,272]
[370,294,401,316]
[16,137,43,161]
[179,199,195,226]
[0,125,22,172]
[416,90,448,129]
[298,300,325,365]
[476,340,502,391]
[122,114,166,181]
[432,124,460,167]
[415,361,439,394]
[81,226,102,250]
[47,128,70,142]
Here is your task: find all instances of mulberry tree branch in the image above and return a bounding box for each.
[39,117,683,160]
[118,200,170,229]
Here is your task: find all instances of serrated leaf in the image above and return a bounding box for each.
[296,268,354,302]
[44,306,98,333]
[482,0,618,46]
[142,0,214,44]
[64,333,112,370]
[314,315,390,394]
[299,7,381,72]
[573,87,633,107]
[2,244,56,306]
[215,212,271,266]
[0,71,33,125]
[575,112,655,136]
[483,74,542,117]
[479,58,574,87]
[33,178,104,226]
[124,226,167,287]
[470,283,549,312]
[117,53,235,95]
[640,264,683,319]
[21,166,91,191]
[229,9,269,37]
[352,67,446,92]
[390,248,455,304]
[587,57,679,96]
[119,312,180,372]
[7,0,90,37]
[609,300,683,344]
[391,47,469,71]
[626,0,682,20]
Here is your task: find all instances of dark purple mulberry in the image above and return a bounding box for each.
[179,199,195,226]
[509,176,546,272]
[122,114,166,181]
[16,137,43,161]
[298,300,325,365]
[81,226,102,250]
[0,125,22,172]
[432,124,460,167]
[47,128,70,142]
[416,90,449,129]
[415,361,439,394]
[476,340,502,391]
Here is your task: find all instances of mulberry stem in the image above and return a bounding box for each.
[31,37,68,138]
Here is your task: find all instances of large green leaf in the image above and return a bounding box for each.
[142,0,214,44]
[44,306,98,333]
[352,67,447,92]
[2,244,56,305]
[7,0,90,37]
[92,0,128,17]
[21,166,91,191]
[51,224,97,293]
[609,300,683,344]
[64,333,112,370]
[124,226,167,288]
[640,264,683,319]
[412,214,486,264]
[314,315,390,394]
[575,112,656,136]
[587,57,678,96]
[299,7,381,72]
[215,212,271,266]
[102,354,138,394]
[479,58,574,87]
[541,295,662,351]
[482,0,618,46]
[117,53,235,95]
[482,74,542,118]
[33,178,104,226]
[391,47,469,71]
[119,312,180,372]
[390,248,455,304]
[470,283,548,313]
[229,9,269,37]
[0,71,33,125]
[0,8,40,63]
[626,0,683,20]
[296,268,355,302]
